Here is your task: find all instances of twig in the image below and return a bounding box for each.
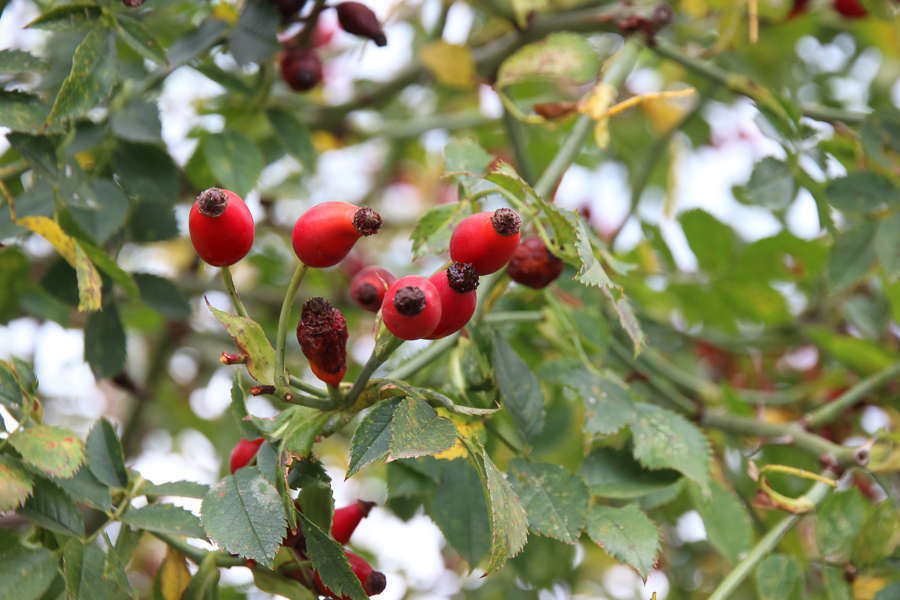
[151,532,247,568]
[220,266,249,319]
[803,361,900,428]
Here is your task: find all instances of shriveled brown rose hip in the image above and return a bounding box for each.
[336,2,387,46]
[506,237,564,289]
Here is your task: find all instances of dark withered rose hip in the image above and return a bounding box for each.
[336,2,387,46]
[122,0,146,6]
[297,298,348,387]
[280,48,323,91]
[506,237,564,289]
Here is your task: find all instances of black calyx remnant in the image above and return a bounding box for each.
[197,188,228,218]
[353,207,382,236]
[491,207,521,237]
[446,263,479,294]
[393,286,426,317]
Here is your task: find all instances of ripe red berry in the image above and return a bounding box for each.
[292,202,382,268]
[315,550,386,598]
[335,2,387,46]
[229,437,265,474]
[506,237,565,289]
[297,297,348,387]
[426,263,478,339]
[834,0,867,17]
[449,208,521,275]
[281,48,323,91]
[382,275,442,340]
[189,188,255,267]
[350,267,396,313]
[332,500,376,544]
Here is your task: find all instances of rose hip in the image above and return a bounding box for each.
[297,297,348,387]
[426,263,478,339]
[281,48,323,91]
[506,237,565,289]
[332,500,376,544]
[449,208,521,275]
[292,202,382,268]
[350,267,396,313]
[229,438,265,474]
[382,275,442,340]
[189,188,255,267]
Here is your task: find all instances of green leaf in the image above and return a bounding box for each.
[201,467,286,567]
[680,209,736,273]
[230,372,263,441]
[115,15,167,65]
[143,480,211,499]
[121,503,207,538]
[876,213,900,281]
[0,361,25,417]
[297,512,367,600]
[266,108,316,171]
[347,398,401,477]
[229,0,280,66]
[755,554,802,600]
[566,369,634,436]
[851,499,900,567]
[112,142,178,203]
[18,476,85,536]
[7,132,60,182]
[84,305,127,379]
[75,241,137,300]
[823,566,853,600]
[63,540,131,600]
[816,488,870,556]
[492,331,545,442]
[204,131,264,198]
[508,459,589,544]
[110,99,163,143]
[573,216,614,288]
[483,448,529,574]
[410,202,473,260]
[0,545,59,600]
[388,397,457,460]
[9,425,84,478]
[431,458,491,566]
[692,481,753,563]
[280,406,330,459]
[739,156,795,210]
[134,273,191,320]
[607,288,647,355]
[252,567,316,600]
[827,171,900,213]
[49,27,117,124]
[577,447,680,499]
[630,403,711,496]
[51,466,111,511]
[206,300,277,384]
[804,325,899,374]
[444,137,493,189]
[298,484,334,536]
[70,180,130,245]
[0,455,34,511]
[497,32,599,89]
[586,505,660,581]
[828,221,877,293]
[86,418,128,489]
[0,49,47,73]
[0,91,55,134]
[27,4,101,30]
[510,534,575,591]
[874,582,900,600]
[129,201,179,241]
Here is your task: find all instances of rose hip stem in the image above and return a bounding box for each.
[274,262,310,398]
[220,266,249,319]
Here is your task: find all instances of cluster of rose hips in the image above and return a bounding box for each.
[276,0,387,92]
[791,0,899,18]
[189,186,564,389]
[229,439,384,598]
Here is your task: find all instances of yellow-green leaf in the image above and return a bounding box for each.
[420,41,476,89]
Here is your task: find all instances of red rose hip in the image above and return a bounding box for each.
[506,237,565,289]
[281,48,323,91]
[292,202,382,268]
[350,267,396,313]
[229,437,265,474]
[315,549,386,598]
[382,275,442,340]
[449,208,521,275]
[336,2,387,46]
[189,188,255,267]
[426,263,478,339]
[297,297,348,387]
[332,500,376,544]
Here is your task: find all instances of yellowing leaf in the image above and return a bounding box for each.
[641,96,687,134]
[434,421,483,461]
[212,1,239,24]
[15,216,77,266]
[311,130,341,153]
[579,82,616,149]
[160,546,191,600]
[420,41,476,89]
[75,244,101,312]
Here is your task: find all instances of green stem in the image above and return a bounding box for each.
[345,335,404,407]
[502,107,537,185]
[289,375,328,398]
[275,263,309,389]
[803,361,900,429]
[353,109,496,139]
[386,334,459,381]
[483,310,545,324]
[707,478,835,600]
[327,384,346,409]
[220,266,249,319]
[151,532,247,568]
[295,0,327,47]
[609,337,700,416]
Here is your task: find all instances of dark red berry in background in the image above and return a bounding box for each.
[269,0,307,19]
[336,2,387,47]
[834,0,867,17]
[297,298,348,387]
[281,48,323,91]
[350,267,396,313]
[189,188,255,267]
[332,500,376,544]
[229,438,265,474]
[122,0,146,6]
[292,202,382,268]
[382,275,442,340]
[426,263,478,339]
[315,550,386,598]
[506,237,565,289]
[449,208,521,275]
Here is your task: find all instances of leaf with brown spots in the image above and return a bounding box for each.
[207,299,277,384]
[9,425,84,479]
[0,456,34,511]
